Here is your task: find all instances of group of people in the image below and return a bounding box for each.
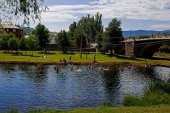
[59,56,72,65]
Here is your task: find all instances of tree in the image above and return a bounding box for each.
[67,13,103,47]
[27,35,39,56]
[74,27,87,48]
[69,22,77,37]
[1,0,46,24]
[8,37,19,52]
[106,18,123,55]
[0,33,15,52]
[56,30,70,54]
[96,32,109,54]
[34,23,49,53]
[19,38,29,50]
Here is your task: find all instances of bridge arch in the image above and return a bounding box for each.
[124,38,170,58]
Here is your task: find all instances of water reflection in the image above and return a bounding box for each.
[153,66,170,82]
[0,64,169,112]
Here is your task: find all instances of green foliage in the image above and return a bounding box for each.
[34,23,49,49]
[123,81,170,106]
[56,30,70,53]
[106,18,123,54]
[96,32,109,53]
[68,13,103,48]
[8,37,19,50]
[106,18,122,38]
[123,95,141,106]
[150,80,170,94]
[138,35,150,39]
[7,108,19,113]
[1,0,46,24]
[0,33,15,50]
[19,38,29,50]
[100,101,112,107]
[73,27,87,48]
[28,35,39,51]
[159,45,170,53]
[69,21,77,37]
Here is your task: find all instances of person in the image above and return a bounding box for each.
[63,58,67,65]
[69,56,72,64]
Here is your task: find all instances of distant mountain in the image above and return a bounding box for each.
[21,27,34,35]
[123,30,170,38]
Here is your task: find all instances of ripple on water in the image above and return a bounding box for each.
[0,64,169,112]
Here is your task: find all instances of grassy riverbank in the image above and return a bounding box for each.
[7,106,170,113]
[0,51,170,66]
[124,80,170,106]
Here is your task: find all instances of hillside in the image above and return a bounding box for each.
[123,30,170,37]
[21,27,34,35]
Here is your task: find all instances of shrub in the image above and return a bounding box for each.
[123,95,140,106]
[159,45,170,53]
[7,108,19,113]
[100,101,112,107]
[123,81,170,106]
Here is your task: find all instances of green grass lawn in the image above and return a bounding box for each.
[0,50,170,66]
[17,106,169,113]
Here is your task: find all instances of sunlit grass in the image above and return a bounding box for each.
[0,50,170,66]
[6,106,170,113]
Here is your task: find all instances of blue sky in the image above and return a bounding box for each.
[30,0,170,32]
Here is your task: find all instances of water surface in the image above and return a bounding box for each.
[0,64,169,112]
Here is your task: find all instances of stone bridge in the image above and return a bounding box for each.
[124,37,170,58]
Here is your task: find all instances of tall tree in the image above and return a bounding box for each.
[68,12,103,47]
[69,22,77,37]
[34,23,49,53]
[56,30,70,54]
[95,12,103,33]
[74,27,87,48]
[106,18,123,55]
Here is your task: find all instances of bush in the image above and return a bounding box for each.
[7,108,19,113]
[150,80,170,93]
[123,81,170,106]
[123,95,141,106]
[100,101,112,107]
[8,37,19,51]
[159,45,170,53]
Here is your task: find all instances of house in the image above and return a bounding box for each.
[3,25,23,38]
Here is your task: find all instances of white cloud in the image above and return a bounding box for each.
[41,11,77,22]
[40,0,170,23]
[151,24,170,30]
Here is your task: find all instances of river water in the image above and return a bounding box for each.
[0,64,169,112]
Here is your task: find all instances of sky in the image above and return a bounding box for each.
[30,0,170,32]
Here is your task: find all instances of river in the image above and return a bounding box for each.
[0,64,169,112]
